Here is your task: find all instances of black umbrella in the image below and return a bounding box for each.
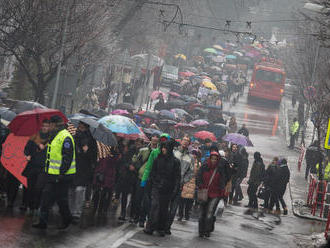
[11,101,47,114]
[115,103,135,111]
[0,107,16,122]
[142,128,162,136]
[180,95,198,103]
[68,114,98,127]
[158,119,177,126]
[91,109,108,117]
[137,111,158,120]
[165,99,187,109]
[206,105,222,110]
[90,123,117,147]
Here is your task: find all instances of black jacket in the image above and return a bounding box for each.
[305,145,322,173]
[264,163,279,189]
[238,127,249,137]
[23,139,47,177]
[74,130,97,186]
[278,163,290,188]
[150,140,181,195]
[248,158,265,186]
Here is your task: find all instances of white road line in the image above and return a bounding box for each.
[111,229,139,248]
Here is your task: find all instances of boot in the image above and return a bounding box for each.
[283,208,288,215]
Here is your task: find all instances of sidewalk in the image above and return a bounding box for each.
[282,97,327,222]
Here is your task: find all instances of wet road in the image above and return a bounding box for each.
[0,92,325,248]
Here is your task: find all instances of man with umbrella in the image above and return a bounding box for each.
[33,115,76,229]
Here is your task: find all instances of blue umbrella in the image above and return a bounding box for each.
[226,55,237,60]
[98,115,140,135]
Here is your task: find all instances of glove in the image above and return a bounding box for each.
[140,181,146,187]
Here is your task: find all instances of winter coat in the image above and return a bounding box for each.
[74,130,98,186]
[174,146,194,186]
[264,163,279,189]
[237,156,249,178]
[238,127,249,137]
[197,159,226,198]
[23,138,47,177]
[305,145,321,173]
[278,163,290,188]
[149,141,181,195]
[131,145,154,180]
[248,159,265,186]
[116,146,137,193]
[93,155,118,189]
[181,159,201,199]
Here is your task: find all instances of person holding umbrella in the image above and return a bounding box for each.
[33,115,76,229]
[70,121,97,219]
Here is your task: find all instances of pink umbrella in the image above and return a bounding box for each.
[179,71,195,78]
[194,131,217,142]
[168,91,181,98]
[190,119,209,126]
[174,123,195,129]
[112,109,129,115]
[151,90,166,100]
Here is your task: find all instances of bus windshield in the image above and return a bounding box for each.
[255,70,283,84]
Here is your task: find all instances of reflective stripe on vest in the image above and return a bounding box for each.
[46,129,76,175]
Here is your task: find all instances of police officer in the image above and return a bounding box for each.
[32,115,76,229]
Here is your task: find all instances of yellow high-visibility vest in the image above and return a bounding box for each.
[290,121,299,135]
[46,129,76,175]
[316,162,330,180]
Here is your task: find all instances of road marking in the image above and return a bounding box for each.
[111,229,139,248]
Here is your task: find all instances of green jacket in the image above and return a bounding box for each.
[141,133,170,183]
[290,121,299,135]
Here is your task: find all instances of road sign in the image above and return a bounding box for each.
[325,118,330,150]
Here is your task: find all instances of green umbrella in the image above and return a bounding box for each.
[204,48,218,54]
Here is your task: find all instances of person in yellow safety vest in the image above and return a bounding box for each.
[316,157,330,181]
[289,117,299,150]
[33,115,76,230]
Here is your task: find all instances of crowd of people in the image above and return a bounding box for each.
[0,111,292,238]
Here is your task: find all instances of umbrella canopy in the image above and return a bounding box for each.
[69,113,98,127]
[114,103,135,111]
[223,133,253,146]
[213,123,229,130]
[11,101,47,114]
[204,48,218,54]
[209,90,221,95]
[98,115,141,135]
[194,131,217,142]
[233,51,243,57]
[85,119,117,146]
[212,56,225,63]
[168,91,181,98]
[112,109,129,115]
[210,66,222,71]
[170,108,190,117]
[179,71,195,78]
[226,55,237,60]
[0,107,16,122]
[180,95,198,103]
[159,110,177,120]
[158,119,177,126]
[150,90,166,100]
[174,123,195,129]
[174,54,187,60]
[213,44,224,50]
[91,109,108,117]
[206,105,222,110]
[165,99,187,108]
[202,81,217,90]
[190,119,209,126]
[142,128,162,136]
[137,111,158,120]
[9,108,68,136]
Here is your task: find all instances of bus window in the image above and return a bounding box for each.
[255,70,283,83]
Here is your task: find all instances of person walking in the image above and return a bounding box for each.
[22,119,50,215]
[33,115,76,229]
[246,152,265,212]
[228,116,238,133]
[166,134,193,234]
[277,158,290,215]
[289,117,299,149]
[143,139,181,237]
[71,121,97,219]
[305,140,320,180]
[232,148,249,205]
[228,144,242,204]
[237,124,249,137]
[197,152,226,238]
[264,157,280,214]
[178,149,201,221]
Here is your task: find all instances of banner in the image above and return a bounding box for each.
[1,134,29,187]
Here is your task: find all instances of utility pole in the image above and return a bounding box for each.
[51,6,70,109]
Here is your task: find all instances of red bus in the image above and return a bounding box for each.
[248,58,286,104]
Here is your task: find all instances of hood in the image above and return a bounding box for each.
[160,139,177,156]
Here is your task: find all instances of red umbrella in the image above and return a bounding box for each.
[168,91,181,98]
[194,131,217,142]
[8,108,68,136]
[151,90,166,100]
[179,71,195,78]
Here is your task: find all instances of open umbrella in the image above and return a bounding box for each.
[9,108,68,136]
[168,91,181,98]
[204,48,218,54]
[202,81,217,90]
[151,90,166,100]
[212,56,225,63]
[137,111,158,120]
[159,110,177,120]
[98,115,141,139]
[170,108,191,118]
[213,45,224,50]
[159,119,177,126]
[179,71,195,78]
[180,95,198,103]
[174,54,187,60]
[165,99,187,109]
[174,123,195,129]
[142,128,162,136]
[115,103,135,111]
[223,133,253,146]
[194,131,217,142]
[11,101,47,114]
[80,118,117,146]
[190,119,209,126]
[0,107,16,122]
[112,109,129,115]
[226,55,237,60]
[69,113,98,127]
